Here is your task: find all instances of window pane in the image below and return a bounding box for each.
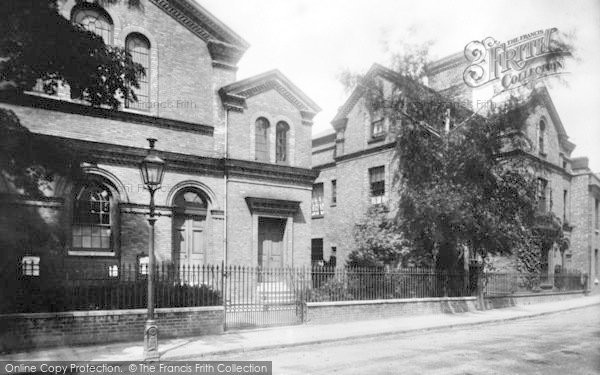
[255,117,270,162]
[276,122,288,163]
[82,236,92,248]
[369,166,385,198]
[331,180,337,204]
[125,34,151,110]
[22,256,40,277]
[312,183,324,216]
[91,236,102,248]
[73,235,82,248]
[74,9,113,45]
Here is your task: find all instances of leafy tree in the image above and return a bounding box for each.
[0,0,144,273]
[347,204,413,268]
[2,0,143,107]
[343,39,573,280]
[1,0,144,193]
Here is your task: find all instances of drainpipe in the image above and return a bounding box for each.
[223,108,229,268]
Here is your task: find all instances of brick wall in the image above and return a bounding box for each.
[483,290,585,309]
[1,103,218,158]
[0,306,223,352]
[227,90,310,169]
[312,148,395,263]
[306,297,477,324]
[58,0,229,127]
[226,179,312,267]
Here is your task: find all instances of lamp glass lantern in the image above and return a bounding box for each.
[139,138,165,190]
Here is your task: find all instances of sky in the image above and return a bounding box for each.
[198,0,600,171]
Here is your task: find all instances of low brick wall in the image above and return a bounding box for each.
[305,297,478,324]
[0,306,223,353]
[483,290,585,309]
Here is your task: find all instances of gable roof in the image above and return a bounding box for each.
[150,0,249,67]
[331,63,464,132]
[219,70,321,123]
[332,64,444,123]
[530,86,575,153]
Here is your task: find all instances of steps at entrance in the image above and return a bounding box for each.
[256,282,296,304]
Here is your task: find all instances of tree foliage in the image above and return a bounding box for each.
[1,0,144,195]
[344,39,573,273]
[1,0,144,108]
[0,0,143,264]
[347,204,413,268]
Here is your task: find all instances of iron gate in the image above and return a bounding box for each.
[223,266,306,330]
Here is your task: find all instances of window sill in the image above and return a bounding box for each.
[68,250,116,257]
[538,151,547,158]
[311,215,324,219]
[368,135,387,144]
[122,106,151,115]
[330,203,337,207]
[370,196,387,205]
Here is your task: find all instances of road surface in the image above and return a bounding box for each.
[206,305,600,374]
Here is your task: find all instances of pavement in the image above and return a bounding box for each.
[1,295,599,361]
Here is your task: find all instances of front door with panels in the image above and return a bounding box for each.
[258,217,286,269]
[174,215,206,268]
[172,189,209,281]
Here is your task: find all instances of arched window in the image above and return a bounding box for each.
[174,189,208,213]
[255,117,270,162]
[538,120,546,154]
[72,183,113,250]
[72,6,114,45]
[125,33,151,110]
[276,121,289,164]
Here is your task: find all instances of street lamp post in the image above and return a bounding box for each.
[139,138,166,362]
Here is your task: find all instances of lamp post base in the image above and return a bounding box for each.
[143,320,159,362]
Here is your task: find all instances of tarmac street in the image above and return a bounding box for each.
[1,295,599,367]
[204,305,600,375]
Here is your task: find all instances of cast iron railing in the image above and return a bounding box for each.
[1,262,588,314]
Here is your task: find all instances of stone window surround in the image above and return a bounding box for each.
[251,112,295,166]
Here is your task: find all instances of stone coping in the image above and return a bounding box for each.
[307,296,476,307]
[0,305,223,319]
[485,290,584,299]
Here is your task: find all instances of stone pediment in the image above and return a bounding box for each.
[219,70,321,124]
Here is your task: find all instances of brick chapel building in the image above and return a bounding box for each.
[311,60,600,290]
[0,0,320,279]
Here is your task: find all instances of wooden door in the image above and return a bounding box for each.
[258,218,285,269]
[174,215,206,281]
